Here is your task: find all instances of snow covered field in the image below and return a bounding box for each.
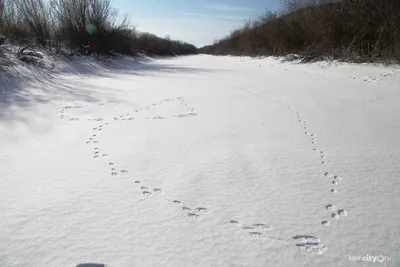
[1,55,399,266]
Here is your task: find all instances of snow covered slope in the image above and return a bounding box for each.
[1,55,399,267]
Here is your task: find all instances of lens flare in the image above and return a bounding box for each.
[86,24,97,35]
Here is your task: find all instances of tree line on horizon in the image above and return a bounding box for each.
[0,0,198,58]
[200,0,400,63]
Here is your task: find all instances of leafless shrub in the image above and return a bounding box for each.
[0,0,197,57]
[201,0,400,62]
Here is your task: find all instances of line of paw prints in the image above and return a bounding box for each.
[165,199,210,221]
[269,100,349,228]
[228,221,328,255]
[83,121,129,178]
[234,87,353,254]
[229,220,274,240]
[84,120,209,222]
[351,70,396,84]
[56,97,198,122]
[282,102,349,226]
[112,97,197,121]
[75,98,207,223]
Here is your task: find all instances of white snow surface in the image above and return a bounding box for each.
[1,54,399,267]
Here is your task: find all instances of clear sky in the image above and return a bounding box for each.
[112,0,283,48]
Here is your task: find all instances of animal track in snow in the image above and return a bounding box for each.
[235,86,351,253]
[326,204,335,211]
[194,207,208,213]
[182,207,191,211]
[338,209,348,216]
[332,213,340,220]
[322,220,330,226]
[173,200,183,205]
[142,191,152,197]
[187,213,201,220]
[293,235,327,255]
[92,118,104,121]
[248,232,267,239]
[253,223,271,230]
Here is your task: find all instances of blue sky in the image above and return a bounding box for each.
[112,0,283,47]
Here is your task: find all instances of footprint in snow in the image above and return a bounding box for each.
[194,207,208,213]
[153,188,162,193]
[111,172,118,176]
[109,162,114,166]
[321,220,330,226]
[249,232,267,239]
[135,181,141,184]
[338,209,348,216]
[332,213,340,220]
[331,189,337,193]
[120,170,128,174]
[293,235,327,255]
[69,118,79,121]
[326,204,335,211]
[182,207,191,211]
[230,220,240,225]
[173,200,183,205]
[143,191,152,197]
[187,213,201,220]
[334,175,342,182]
[253,223,270,230]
